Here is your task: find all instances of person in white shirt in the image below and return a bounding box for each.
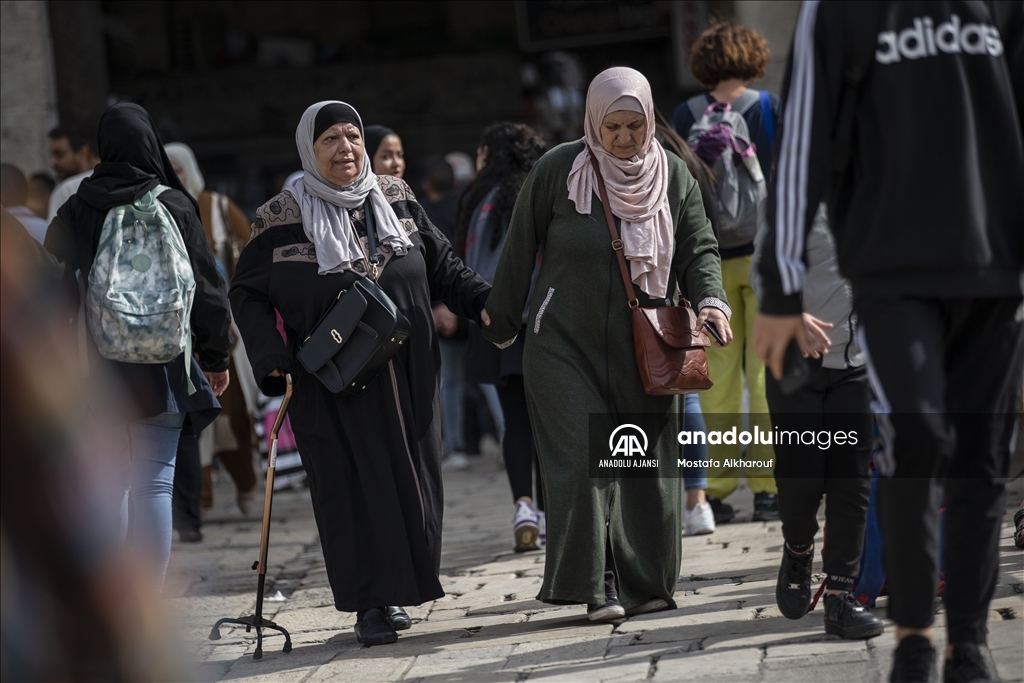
[46,126,100,220]
[1,163,50,244]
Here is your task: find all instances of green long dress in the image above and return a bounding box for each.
[482,141,726,609]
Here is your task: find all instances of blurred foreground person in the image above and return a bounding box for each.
[483,67,731,621]
[753,3,1024,681]
[365,125,406,178]
[1,163,50,244]
[44,103,232,591]
[1,208,183,680]
[166,142,259,532]
[456,121,547,551]
[230,101,489,646]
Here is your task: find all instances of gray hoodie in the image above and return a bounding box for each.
[751,203,862,369]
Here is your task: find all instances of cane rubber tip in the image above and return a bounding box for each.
[283,643,292,654]
[209,629,221,641]
[253,649,263,661]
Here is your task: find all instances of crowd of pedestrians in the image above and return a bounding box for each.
[1,2,1021,681]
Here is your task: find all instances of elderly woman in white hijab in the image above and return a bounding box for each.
[230,101,490,646]
[483,67,732,621]
[164,142,261,532]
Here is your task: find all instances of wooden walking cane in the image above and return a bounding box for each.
[209,374,294,660]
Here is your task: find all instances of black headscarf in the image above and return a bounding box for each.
[313,103,361,141]
[363,125,397,161]
[77,103,196,213]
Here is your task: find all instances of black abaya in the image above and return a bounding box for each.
[230,175,489,611]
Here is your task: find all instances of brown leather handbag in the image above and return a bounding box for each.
[590,156,714,395]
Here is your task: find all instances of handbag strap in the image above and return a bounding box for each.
[362,201,383,280]
[589,154,639,308]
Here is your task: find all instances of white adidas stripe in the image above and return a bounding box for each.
[856,326,897,477]
[776,0,821,295]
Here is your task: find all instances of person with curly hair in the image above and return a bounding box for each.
[673,20,782,526]
[454,122,549,552]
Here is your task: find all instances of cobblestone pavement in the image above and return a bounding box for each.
[167,460,1024,682]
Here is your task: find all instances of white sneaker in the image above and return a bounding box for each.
[538,511,546,545]
[480,434,503,461]
[513,501,540,552]
[441,452,471,471]
[684,502,716,536]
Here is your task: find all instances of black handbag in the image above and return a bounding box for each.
[296,204,410,396]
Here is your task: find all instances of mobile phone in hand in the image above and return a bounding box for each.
[778,339,810,395]
[704,321,725,346]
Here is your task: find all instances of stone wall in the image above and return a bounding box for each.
[0,0,58,176]
[733,0,802,96]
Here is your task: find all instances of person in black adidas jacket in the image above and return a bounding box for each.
[751,2,1024,682]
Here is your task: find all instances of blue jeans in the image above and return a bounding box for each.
[439,337,466,454]
[118,412,184,592]
[682,394,708,491]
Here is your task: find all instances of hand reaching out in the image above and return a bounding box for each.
[204,369,230,397]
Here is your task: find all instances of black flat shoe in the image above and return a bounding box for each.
[384,605,412,631]
[823,592,884,639]
[776,544,813,620]
[354,607,398,646]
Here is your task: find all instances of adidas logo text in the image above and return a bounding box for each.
[876,14,1003,64]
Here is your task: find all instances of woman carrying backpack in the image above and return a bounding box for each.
[673,20,782,524]
[44,103,233,592]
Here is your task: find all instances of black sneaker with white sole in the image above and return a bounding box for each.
[588,569,626,622]
[823,592,884,639]
[587,594,626,622]
[775,544,813,619]
[890,635,937,683]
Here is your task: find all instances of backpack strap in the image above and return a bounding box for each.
[732,89,760,114]
[152,184,197,395]
[686,95,707,124]
[760,90,775,155]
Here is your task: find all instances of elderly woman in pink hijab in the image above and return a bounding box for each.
[483,67,732,621]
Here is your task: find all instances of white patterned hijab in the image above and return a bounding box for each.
[164,142,205,199]
[285,101,412,275]
[567,67,674,299]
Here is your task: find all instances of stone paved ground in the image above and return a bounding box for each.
[166,460,1024,682]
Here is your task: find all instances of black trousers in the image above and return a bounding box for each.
[497,375,545,511]
[766,363,873,590]
[857,295,1024,644]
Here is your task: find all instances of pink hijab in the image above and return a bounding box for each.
[567,67,673,299]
